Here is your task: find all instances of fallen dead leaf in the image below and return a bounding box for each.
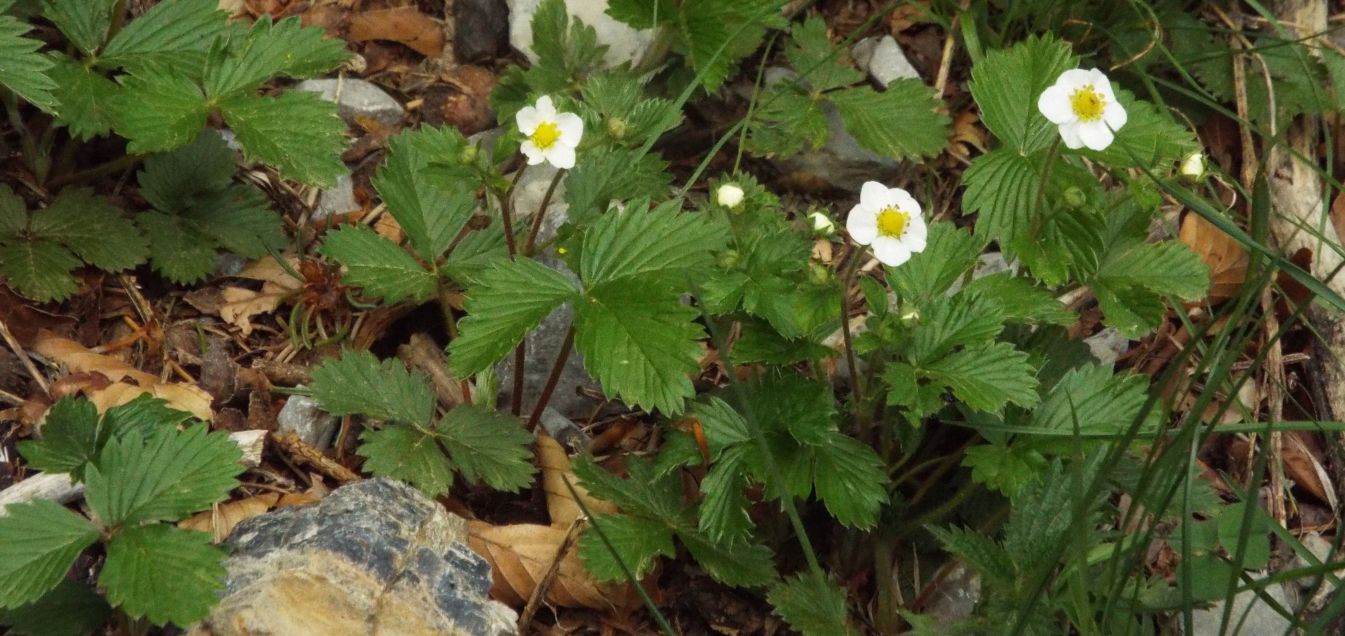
[467,520,636,611]
[539,434,619,527]
[1283,431,1336,510]
[218,287,285,336]
[33,330,214,420]
[347,7,444,58]
[180,493,280,541]
[1179,212,1249,302]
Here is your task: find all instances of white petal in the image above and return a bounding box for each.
[903,224,928,253]
[891,189,921,217]
[1103,100,1128,131]
[905,213,928,242]
[545,144,576,169]
[1058,121,1085,149]
[872,237,912,267]
[555,112,584,146]
[1057,68,1094,90]
[846,204,878,245]
[520,141,546,165]
[534,95,557,119]
[1078,121,1114,151]
[1086,68,1110,86]
[516,106,541,135]
[860,181,889,208]
[1037,85,1075,124]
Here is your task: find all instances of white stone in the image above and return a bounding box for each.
[853,35,920,87]
[312,173,359,221]
[507,0,657,69]
[1189,574,1293,635]
[276,393,338,450]
[1085,327,1131,368]
[295,78,404,128]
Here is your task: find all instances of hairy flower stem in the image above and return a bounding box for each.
[437,287,473,407]
[498,163,528,415]
[525,326,575,432]
[524,169,566,256]
[838,247,866,410]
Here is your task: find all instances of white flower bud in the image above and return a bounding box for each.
[1179,151,1206,181]
[809,211,836,236]
[716,183,745,209]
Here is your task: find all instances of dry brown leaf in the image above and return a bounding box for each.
[180,493,280,541]
[89,382,215,422]
[1179,212,1249,301]
[948,110,988,160]
[1283,432,1336,510]
[33,331,156,385]
[218,287,286,336]
[347,7,444,58]
[538,434,619,527]
[33,330,215,420]
[467,520,635,611]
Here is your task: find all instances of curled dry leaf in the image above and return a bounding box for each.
[1179,212,1248,302]
[538,434,618,527]
[347,7,444,58]
[180,487,325,542]
[467,519,637,611]
[216,257,303,336]
[1283,432,1336,510]
[32,330,214,420]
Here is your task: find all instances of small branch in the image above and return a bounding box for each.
[0,318,48,396]
[517,516,584,631]
[46,154,143,189]
[525,326,575,431]
[524,169,566,256]
[497,165,528,258]
[838,248,865,409]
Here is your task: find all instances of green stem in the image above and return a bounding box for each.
[838,248,866,411]
[524,168,565,256]
[1028,138,1063,237]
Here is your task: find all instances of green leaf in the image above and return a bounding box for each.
[358,425,456,496]
[111,72,208,154]
[572,456,684,524]
[436,405,536,492]
[0,580,110,636]
[46,55,119,139]
[100,394,193,441]
[319,225,437,303]
[812,432,887,528]
[887,221,983,306]
[1082,90,1196,168]
[134,211,216,284]
[309,349,435,425]
[785,17,863,92]
[17,397,100,478]
[204,15,349,98]
[768,572,854,636]
[219,90,347,186]
[374,131,477,261]
[180,188,285,259]
[575,280,703,415]
[0,238,80,301]
[99,525,226,626]
[1031,365,1156,435]
[1003,461,1098,573]
[928,524,1017,586]
[926,341,1039,414]
[830,82,949,160]
[578,200,724,287]
[84,425,243,526]
[908,293,1005,365]
[100,0,226,69]
[605,0,675,28]
[578,513,675,582]
[960,148,1040,245]
[1096,241,1210,300]
[961,273,1074,326]
[698,448,752,544]
[961,443,1046,498]
[674,0,781,91]
[745,88,828,158]
[563,148,672,224]
[969,35,1075,154]
[0,15,57,111]
[523,0,606,94]
[691,396,751,452]
[450,258,578,377]
[1216,503,1270,570]
[679,529,777,587]
[32,188,146,271]
[0,501,99,609]
[40,0,115,55]
[137,130,235,212]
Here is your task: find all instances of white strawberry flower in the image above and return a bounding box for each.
[716,183,745,209]
[1037,68,1128,151]
[846,181,927,267]
[516,95,583,169]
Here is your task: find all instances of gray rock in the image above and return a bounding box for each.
[916,563,981,633]
[455,0,510,62]
[276,393,338,450]
[295,79,404,128]
[507,0,657,69]
[1085,327,1130,368]
[852,35,920,87]
[1189,574,1294,635]
[193,479,515,636]
[313,173,359,221]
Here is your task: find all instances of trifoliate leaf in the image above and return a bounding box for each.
[969,35,1075,154]
[523,0,606,95]
[40,0,115,55]
[319,225,438,303]
[31,188,146,271]
[137,131,236,211]
[374,130,477,261]
[908,293,1005,365]
[579,71,681,145]
[1082,90,1196,168]
[926,341,1039,414]
[181,188,285,259]
[46,55,119,139]
[887,221,984,306]
[450,258,579,377]
[133,211,217,284]
[691,396,751,452]
[204,15,349,98]
[577,513,675,582]
[0,501,99,609]
[563,148,672,225]
[785,17,863,92]
[575,280,703,415]
[358,425,455,496]
[17,397,100,478]
[746,88,828,158]
[100,394,193,442]
[0,238,80,301]
[961,443,1046,498]
[752,374,835,447]
[436,405,536,492]
[812,432,887,528]
[441,225,508,285]
[111,72,208,154]
[0,15,57,112]
[219,91,347,186]
[927,524,1017,586]
[572,456,684,524]
[1096,241,1210,301]
[831,82,949,160]
[674,0,782,91]
[84,425,243,526]
[679,529,777,587]
[961,148,1041,245]
[1030,364,1156,435]
[0,580,110,636]
[310,349,435,425]
[99,525,226,626]
[961,273,1074,326]
[1093,284,1166,340]
[100,0,226,69]
[698,447,752,544]
[578,200,724,287]
[769,572,855,636]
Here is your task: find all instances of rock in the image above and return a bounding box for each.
[1085,327,1130,368]
[919,563,981,631]
[276,393,338,450]
[192,479,515,636]
[455,0,510,62]
[313,173,359,221]
[852,35,920,87]
[506,0,657,69]
[1296,532,1339,611]
[422,65,498,136]
[295,79,405,129]
[215,252,249,277]
[1189,574,1293,635]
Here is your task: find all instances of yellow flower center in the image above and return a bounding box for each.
[1069,85,1105,122]
[531,121,561,149]
[876,207,909,238]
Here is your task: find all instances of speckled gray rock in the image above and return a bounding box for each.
[852,35,920,87]
[1189,574,1293,635]
[507,0,657,69]
[275,392,338,450]
[296,79,404,128]
[313,173,359,221]
[192,479,515,636]
[1085,327,1130,368]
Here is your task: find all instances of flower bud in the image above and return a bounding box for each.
[1062,186,1086,209]
[459,144,479,164]
[606,116,628,139]
[1179,151,1206,182]
[716,183,745,209]
[808,263,831,285]
[718,250,741,268]
[809,211,836,236]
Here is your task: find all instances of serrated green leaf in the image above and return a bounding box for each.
[310,349,435,425]
[887,221,983,306]
[961,443,1046,498]
[101,394,193,441]
[692,396,751,451]
[1081,90,1196,168]
[0,500,99,609]
[0,15,57,111]
[0,238,80,302]
[84,425,243,526]
[441,224,507,284]
[928,524,1017,586]
[961,273,1074,326]
[0,185,23,234]
[32,188,146,271]
[605,0,675,28]
[17,397,99,478]
[675,0,780,92]
[219,91,347,186]
[450,258,578,377]
[578,513,675,582]
[0,580,110,636]
[563,148,671,224]
[926,341,1039,414]
[578,200,724,287]
[318,225,437,303]
[99,525,226,626]
[40,0,115,55]
[1031,364,1156,435]
[785,17,863,92]
[746,88,828,158]
[812,432,887,528]
[579,71,681,145]
[698,447,751,544]
[204,15,349,98]
[137,131,236,211]
[830,82,948,160]
[100,0,226,69]
[521,0,606,95]
[374,130,477,261]
[572,456,683,523]
[181,188,285,259]
[753,374,835,446]
[358,425,455,496]
[46,55,119,139]
[969,35,1075,154]
[111,72,208,154]
[679,529,777,587]
[1093,283,1166,339]
[908,293,1004,365]
[134,211,217,284]
[1003,461,1098,573]
[575,280,703,415]
[768,572,854,636]
[436,405,535,492]
[1096,241,1210,300]
[961,147,1040,245]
